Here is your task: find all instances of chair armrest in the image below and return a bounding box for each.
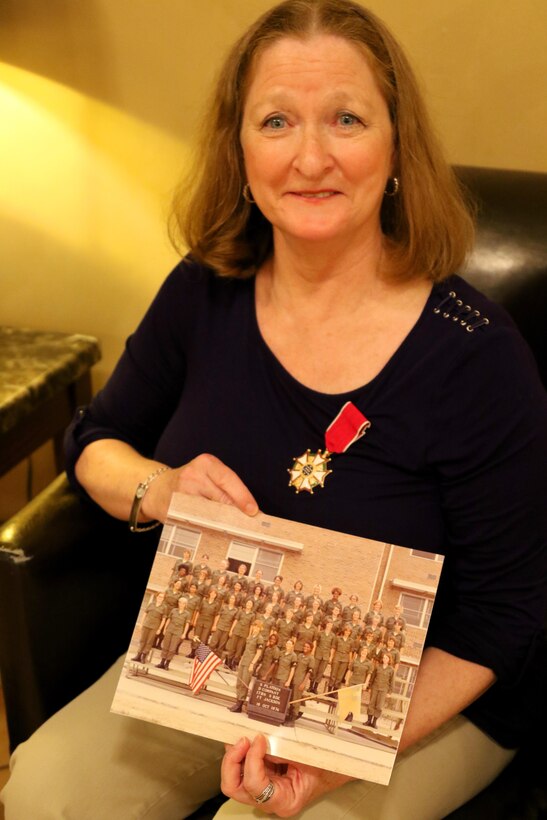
[0,474,157,751]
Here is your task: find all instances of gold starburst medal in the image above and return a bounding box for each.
[288,448,332,494]
[287,402,371,495]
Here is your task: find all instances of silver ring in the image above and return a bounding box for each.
[254,780,275,804]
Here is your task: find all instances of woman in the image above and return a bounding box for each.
[193,587,219,647]
[131,591,168,663]
[209,593,239,655]
[158,596,191,670]
[2,1,545,819]
[366,652,395,729]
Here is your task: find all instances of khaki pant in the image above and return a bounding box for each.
[1,656,515,820]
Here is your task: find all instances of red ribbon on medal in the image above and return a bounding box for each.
[288,402,371,494]
[325,401,371,453]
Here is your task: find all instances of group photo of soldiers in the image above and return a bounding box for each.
[114,493,442,781]
[128,549,409,734]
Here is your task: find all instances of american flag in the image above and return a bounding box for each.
[189,642,222,694]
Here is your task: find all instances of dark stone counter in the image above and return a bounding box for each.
[0,326,101,474]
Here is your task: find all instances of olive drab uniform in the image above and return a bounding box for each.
[193,597,219,645]
[160,607,191,663]
[225,609,255,666]
[294,622,318,652]
[329,634,353,689]
[134,600,168,659]
[272,648,298,687]
[311,628,336,692]
[289,652,315,719]
[256,642,279,680]
[208,604,238,653]
[347,656,373,687]
[275,618,297,646]
[367,663,394,724]
[234,634,264,703]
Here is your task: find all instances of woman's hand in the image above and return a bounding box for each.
[221,735,353,817]
[75,440,258,524]
[141,453,259,523]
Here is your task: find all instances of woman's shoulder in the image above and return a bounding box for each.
[424,274,541,388]
[162,255,251,303]
[430,274,516,335]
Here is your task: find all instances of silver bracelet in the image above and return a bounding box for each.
[129,465,171,532]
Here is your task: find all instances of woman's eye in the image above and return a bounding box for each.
[263,115,286,130]
[337,112,361,127]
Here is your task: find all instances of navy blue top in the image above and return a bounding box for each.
[66,258,547,747]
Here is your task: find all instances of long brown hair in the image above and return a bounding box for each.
[170,0,474,282]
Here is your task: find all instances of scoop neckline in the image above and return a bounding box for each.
[249,276,441,401]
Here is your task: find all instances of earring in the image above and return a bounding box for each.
[243,183,255,204]
[384,177,400,197]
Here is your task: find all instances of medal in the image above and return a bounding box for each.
[288,402,371,493]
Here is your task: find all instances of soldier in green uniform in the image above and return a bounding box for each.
[323,587,343,617]
[288,641,315,723]
[346,644,374,688]
[275,609,297,647]
[291,596,307,625]
[284,579,304,609]
[357,629,378,661]
[231,581,246,608]
[131,592,168,663]
[348,609,364,647]
[245,584,265,612]
[385,619,406,650]
[342,594,360,623]
[228,621,264,713]
[342,644,374,721]
[385,636,401,674]
[364,598,384,628]
[192,554,211,581]
[210,559,231,587]
[168,564,190,588]
[209,573,230,606]
[157,597,191,669]
[184,583,202,637]
[384,604,407,633]
[193,587,219,647]
[272,638,298,689]
[305,584,323,610]
[256,631,279,681]
[329,624,354,691]
[330,603,344,636]
[366,652,394,728]
[309,599,323,627]
[311,618,336,693]
[231,563,250,593]
[294,611,318,653]
[209,593,238,655]
[225,599,255,669]
[154,579,184,648]
[265,575,284,603]
[257,601,277,639]
[262,590,283,619]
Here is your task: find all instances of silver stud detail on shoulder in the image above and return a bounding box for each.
[433,291,490,332]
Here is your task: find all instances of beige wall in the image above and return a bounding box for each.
[1,0,546,513]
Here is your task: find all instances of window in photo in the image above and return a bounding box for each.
[227,540,283,581]
[399,594,433,629]
[158,523,201,559]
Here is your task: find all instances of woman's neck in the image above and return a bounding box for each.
[262,230,390,317]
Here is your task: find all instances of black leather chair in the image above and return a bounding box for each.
[1,166,546,819]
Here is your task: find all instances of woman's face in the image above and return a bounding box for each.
[241,34,393,249]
